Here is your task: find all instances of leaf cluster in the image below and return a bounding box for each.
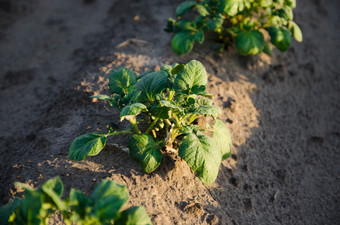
[166,0,303,55]
[0,177,151,225]
[69,60,232,185]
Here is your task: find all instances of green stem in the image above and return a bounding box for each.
[188,114,198,124]
[165,120,169,137]
[106,130,133,137]
[169,128,180,144]
[168,90,175,101]
[145,118,159,134]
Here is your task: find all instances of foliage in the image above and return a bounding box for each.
[165,0,303,55]
[0,177,151,225]
[69,60,232,185]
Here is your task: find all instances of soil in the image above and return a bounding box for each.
[0,0,339,224]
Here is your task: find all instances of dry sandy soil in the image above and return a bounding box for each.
[0,0,339,224]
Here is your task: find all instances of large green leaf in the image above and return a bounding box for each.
[176,1,196,17]
[128,134,162,173]
[179,132,221,185]
[69,133,107,161]
[109,67,137,96]
[115,206,152,225]
[235,30,264,55]
[288,21,303,42]
[173,60,207,95]
[0,198,22,224]
[41,177,67,211]
[120,103,147,121]
[89,180,129,222]
[267,26,291,51]
[135,71,169,103]
[213,120,232,160]
[171,31,195,55]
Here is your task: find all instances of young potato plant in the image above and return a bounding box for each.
[165,0,303,55]
[68,60,232,185]
[0,177,152,225]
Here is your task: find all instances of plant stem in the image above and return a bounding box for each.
[188,113,198,124]
[145,118,159,134]
[106,130,133,137]
[129,118,141,134]
[168,90,175,101]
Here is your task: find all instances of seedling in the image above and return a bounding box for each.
[68,60,232,185]
[0,177,152,225]
[166,0,303,55]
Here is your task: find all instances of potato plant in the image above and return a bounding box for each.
[68,60,232,185]
[165,0,303,55]
[0,177,151,225]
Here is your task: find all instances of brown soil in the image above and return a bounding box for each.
[1,0,339,224]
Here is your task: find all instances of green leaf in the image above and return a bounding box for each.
[69,133,107,161]
[90,95,111,101]
[171,31,194,55]
[128,134,162,173]
[179,132,221,185]
[16,188,43,224]
[181,125,201,135]
[235,30,264,55]
[171,64,185,75]
[267,26,291,51]
[120,103,147,122]
[174,60,207,95]
[197,97,212,106]
[138,71,153,80]
[176,20,197,32]
[270,15,283,26]
[213,120,232,160]
[161,99,183,109]
[223,0,246,16]
[41,177,67,211]
[109,67,137,96]
[135,71,169,103]
[188,104,221,119]
[165,17,176,32]
[277,6,293,20]
[284,0,296,8]
[69,189,89,222]
[206,17,224,31]
[116,206,152,225]
[195,5,210,16]
[288,21,303,42]
[263,42,272,55]
[89,180,129,222]
[176,1,197,17]
[0,198,22,224]
[260,0,272,7]
[194,29,204,44]
[149,103,171,119]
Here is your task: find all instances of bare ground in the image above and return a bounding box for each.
[0,0,339,224]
